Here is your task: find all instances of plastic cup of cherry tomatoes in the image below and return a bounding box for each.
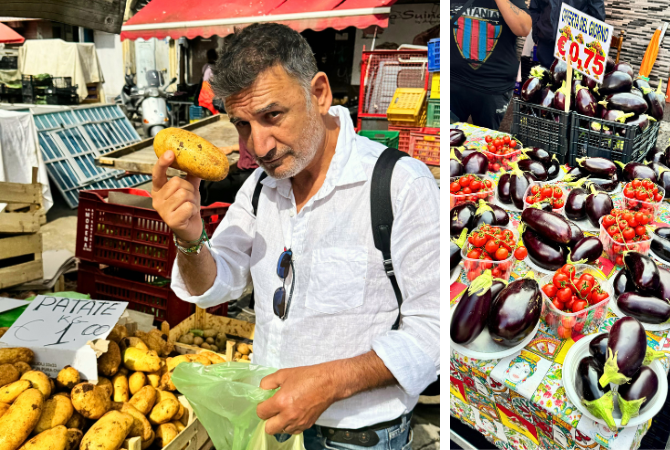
[523,181,567,214]
[622,179,665,222]
[461,224,520,281]
[599,209,652,266]
[450,175,496,210]
[481,134,522,173]
[539,263,613,340]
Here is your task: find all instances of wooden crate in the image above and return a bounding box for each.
[168,307,255,362]
[0,168,43,234]
[0,233,43,289]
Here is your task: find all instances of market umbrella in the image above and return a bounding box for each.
[638,23,667,79]
[0,22,24,44]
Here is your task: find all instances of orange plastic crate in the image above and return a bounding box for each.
[388,125,423,153]
[409,132,441,166]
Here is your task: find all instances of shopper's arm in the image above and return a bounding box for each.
[495,0,532,37]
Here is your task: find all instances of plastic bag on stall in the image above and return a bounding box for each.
[172,361,295,450]
[245,421,304,450]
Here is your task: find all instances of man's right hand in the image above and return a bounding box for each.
[152,151,203,242]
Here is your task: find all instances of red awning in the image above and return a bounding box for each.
[0,22,24,44]
[120,0,394,41]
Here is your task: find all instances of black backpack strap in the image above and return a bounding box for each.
[371,148,407,331]
[252,172,268,216]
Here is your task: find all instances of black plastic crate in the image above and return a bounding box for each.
[52,77,72,88]
[21,75,34,96]
[511,98,572,163]
[0,56,18,70]
[568,113,660,166]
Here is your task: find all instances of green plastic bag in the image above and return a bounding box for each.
[245,421,304,450]
[172,362,285,450]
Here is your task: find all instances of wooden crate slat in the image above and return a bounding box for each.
[0,182,41,205]
[0,211,41,234]
[0,233,42,260]
[0,260,43,290]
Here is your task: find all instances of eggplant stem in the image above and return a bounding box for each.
[475,199,494,216]
[450,148,461,162]
[642,347,666,365]
[566,253,588,265]
[615,161,626,169]
[468,269,493,296]
[657,79,663,94]
[618,395,646,426]
[453,228,468,249]
[599,349,632,387]
[582,391,617,431]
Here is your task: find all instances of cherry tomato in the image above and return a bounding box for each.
[541,186,553,199]
[494,138,503,147]
[459,176,471,187]
[485,135,493,143]
[615,254,624,266]
[656,193,663,202]
[473,233,487,248]
[470,180,482,192]
[480,254,493,270]
[589,289,609,304]
[635,212,646,225]
[450,182,461,193]
[643,179,653,189]
[557,287,572,303]
[554,187,563,198]
[561,264,577,281]
[509,140,517,148]
[565,296,576,311]
[542,283,557,298]
[578,273,595,285]
[467,249,482,259]
[636,190,648,201]
[632,179,641,188]
[485,240,500,255]
[602,215,616,228]
[492,163,501,172]
[557,325,572,339]
[622,227,635,240]
[624,188,636,199]
[552,298,564,310]
[634,225,646,236]
[562,316,577,328]
[531,185,540,195]
[607,225,618,236]
[572,300,588,312]
[553,272,569,287]
[623,212,634,224]
[553,198,565,209]
[488,144,497,152]
[495,247,509,260]
[503,136,511,144]
[491,267,503,278]
[514,246,528,260]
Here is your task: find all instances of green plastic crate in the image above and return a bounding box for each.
[357,130,400,148]
[427,99,440,128]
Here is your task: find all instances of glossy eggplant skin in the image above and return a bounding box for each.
[487,278,542,347]
[583,76,598,90]
[623,252,660,292]
[617,292,670,324]
[605,57,616,74]
[658,171,670,199]
[566,165,589,180]
[600,71,633,95]
[546,159,560,180]
[606,317,647,380]
[618,366,658,409]
[553,88,567,111]
[613,269,635,298]
[521,208,572,244]
[651,237,670,265]
[613,62,635,78]
[462,152,490,175]
[566,188,587,220]
[645,89,665,121]
[451,202,477,237]
[626,114,650,131]
[587,177,620,193]
[576,87,598,117]
[535,201,554,212]
[567,220,585,247]
[633,78,651,93]
[576,356,611,402]
[647,161,668,179]
[518,159,548,181]
[602,109,628,123]
[510,173,532,210]
[605,93,648,115]
[474,203,510,228]
[450,129,466,146]
[622,162,658,183]
[646,146,666,164]
[551,59,567,86]
[655,227,670,240]
[659,268,670,302]
[540,88,555,108]
[497,173,512,204]
[523,228,567,270]
[490,281,507,304]
[521,77,543,103]
[578,157,618,177]
[450,158,464,177]
[451,241,462,276]
[525,147,551,166]
[585,191,614,228]
[589,333,609,365]
[451,284,493,345]
[570,236,603,263]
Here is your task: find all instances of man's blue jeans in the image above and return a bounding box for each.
[302,413,413,450]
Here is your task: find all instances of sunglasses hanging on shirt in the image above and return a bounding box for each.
[273,248,295,320]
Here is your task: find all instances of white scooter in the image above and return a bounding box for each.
[139,70,177,137]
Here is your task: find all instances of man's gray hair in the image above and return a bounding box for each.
[210,23,318,99]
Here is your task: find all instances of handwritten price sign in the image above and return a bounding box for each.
[553,3,613,83]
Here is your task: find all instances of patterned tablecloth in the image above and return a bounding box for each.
[450,123,670,450]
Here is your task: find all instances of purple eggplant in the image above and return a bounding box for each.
[521,77,543,103]
[451,241,462,277]
[576,157,618,177]
[601,93,648,115]
[569,236,603,263]
[539,88,555,108]
[634,78,651,92]
[618,161,658,183]
[618,366,659,426]
[600,71,633,95]
[583,76,598,91]
[497,173,512,204]
[585,186,614,228]
[589,333,609,365]
[521,208,572,244]
[600,317,647,386]
[658,170,670,199]
[576,356,616,431]
[642,82,665,121]
[509,164,532,209]
[576,86,598,117]
[524,147,551,167]
[616,292,670,324]
[530,65,552,86]
[606,57,616,74]
[645,146,665,164]
[518,158,548,181]
[534,201,554,212]
[647,161,668,180]
[487,277,542,347]
[523,227,567,270]
[490,279,508,304]
[614,62,634,78]
[623,251,660,292]
[551,59,567,87]
[651,236,670,265]
[450,149,464,177]
[451,202,477,237]
[565,182,588,220]
[473,200,510,229]
[655,227,670,241]
[460,148,476,159]
[613,269,635,298]
[552,81,569,110]
[451,271,495,344]
[546,158,560,180]
[586,177,620,193]
[450,129,467,146]
[630,87,644,98]
[567,220,585,247]
[566,165,589,181]
[462,151,490,175]
[602,109,634,123]
[626,114,652,132]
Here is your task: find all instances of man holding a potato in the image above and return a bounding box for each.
[151,23,439,450]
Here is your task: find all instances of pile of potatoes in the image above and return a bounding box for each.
[0,324,227,450]
[177,329,252,362]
